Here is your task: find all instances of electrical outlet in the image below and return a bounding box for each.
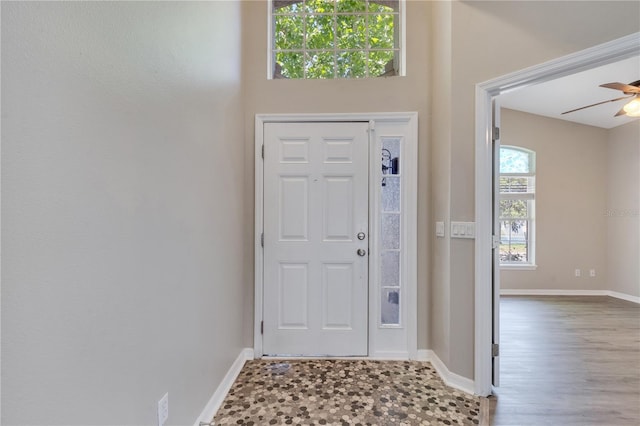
[590,269,596,277]
[157,393,169,426]
[575,269,581,277]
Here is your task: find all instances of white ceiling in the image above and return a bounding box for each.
[499,55,640,129]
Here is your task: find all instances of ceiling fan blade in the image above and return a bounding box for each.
[561,95,633,115]
[600,82,640,94]
[614,107,627,117]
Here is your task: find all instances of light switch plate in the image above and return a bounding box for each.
[436,221,445,237]
[451,221,475,239]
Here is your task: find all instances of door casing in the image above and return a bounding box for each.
[255,112,418,359]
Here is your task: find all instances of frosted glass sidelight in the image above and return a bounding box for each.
[381,251,400,286]
[381,213,400,249]
[381,176,400,212]
[381,288,400,325]
[382,138,401,167]
[379,136,404,326]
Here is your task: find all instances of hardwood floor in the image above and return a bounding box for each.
[491,296,640,426]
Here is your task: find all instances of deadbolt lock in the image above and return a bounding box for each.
[357,232,366,240]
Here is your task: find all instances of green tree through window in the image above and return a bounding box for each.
[271,0,402,79]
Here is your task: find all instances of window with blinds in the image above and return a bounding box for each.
[499,146,536,265]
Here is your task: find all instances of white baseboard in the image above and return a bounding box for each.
[500,289,640,304]
[605,291,640,304]
[500,289,607,296]
[416,350,475,395]
[193,348,254,426]
[370,350,410,360]
[263,351,415,361]
[416,349,430,362]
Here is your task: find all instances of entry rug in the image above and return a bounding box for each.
[214,359,481,425]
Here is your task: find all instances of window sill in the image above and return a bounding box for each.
[500,264,538,271]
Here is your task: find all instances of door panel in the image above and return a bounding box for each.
[263,122,369,356]
[278,263,309,328]
[280,139,310,163]
[323,139,354,163]
[322,263,354,329]
[279,177,309,240]
[323,177,354,241]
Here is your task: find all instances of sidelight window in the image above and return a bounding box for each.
[380,137,402,325]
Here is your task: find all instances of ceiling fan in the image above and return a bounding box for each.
[562,79,640,117]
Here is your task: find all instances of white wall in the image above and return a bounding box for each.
[1,2,246,424]
[606,121,640,298]
[500,109,608,291]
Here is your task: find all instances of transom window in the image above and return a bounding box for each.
[499,146,535,266]
[269,0,404,79]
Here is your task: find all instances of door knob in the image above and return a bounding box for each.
[357,249,367,256]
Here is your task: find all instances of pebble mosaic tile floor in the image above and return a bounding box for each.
[214,359,482,425]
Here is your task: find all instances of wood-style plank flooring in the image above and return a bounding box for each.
[491,296,640,425]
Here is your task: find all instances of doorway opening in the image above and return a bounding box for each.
[474,32,640,396]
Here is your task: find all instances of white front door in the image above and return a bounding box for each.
[262,122,369,356]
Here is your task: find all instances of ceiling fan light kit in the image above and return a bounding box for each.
[622,97,640,117]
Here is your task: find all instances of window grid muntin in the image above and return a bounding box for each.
[272,0,400,79]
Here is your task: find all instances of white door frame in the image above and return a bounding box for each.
[255,112,418,359]
[474,32,640,396]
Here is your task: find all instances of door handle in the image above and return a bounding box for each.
[357,249,367,256]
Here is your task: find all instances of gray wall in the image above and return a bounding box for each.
[1,2,246,424]
[606,121,640,298]
[500,109,608,291]
[429,0,453,369]
[500,111,640,299]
